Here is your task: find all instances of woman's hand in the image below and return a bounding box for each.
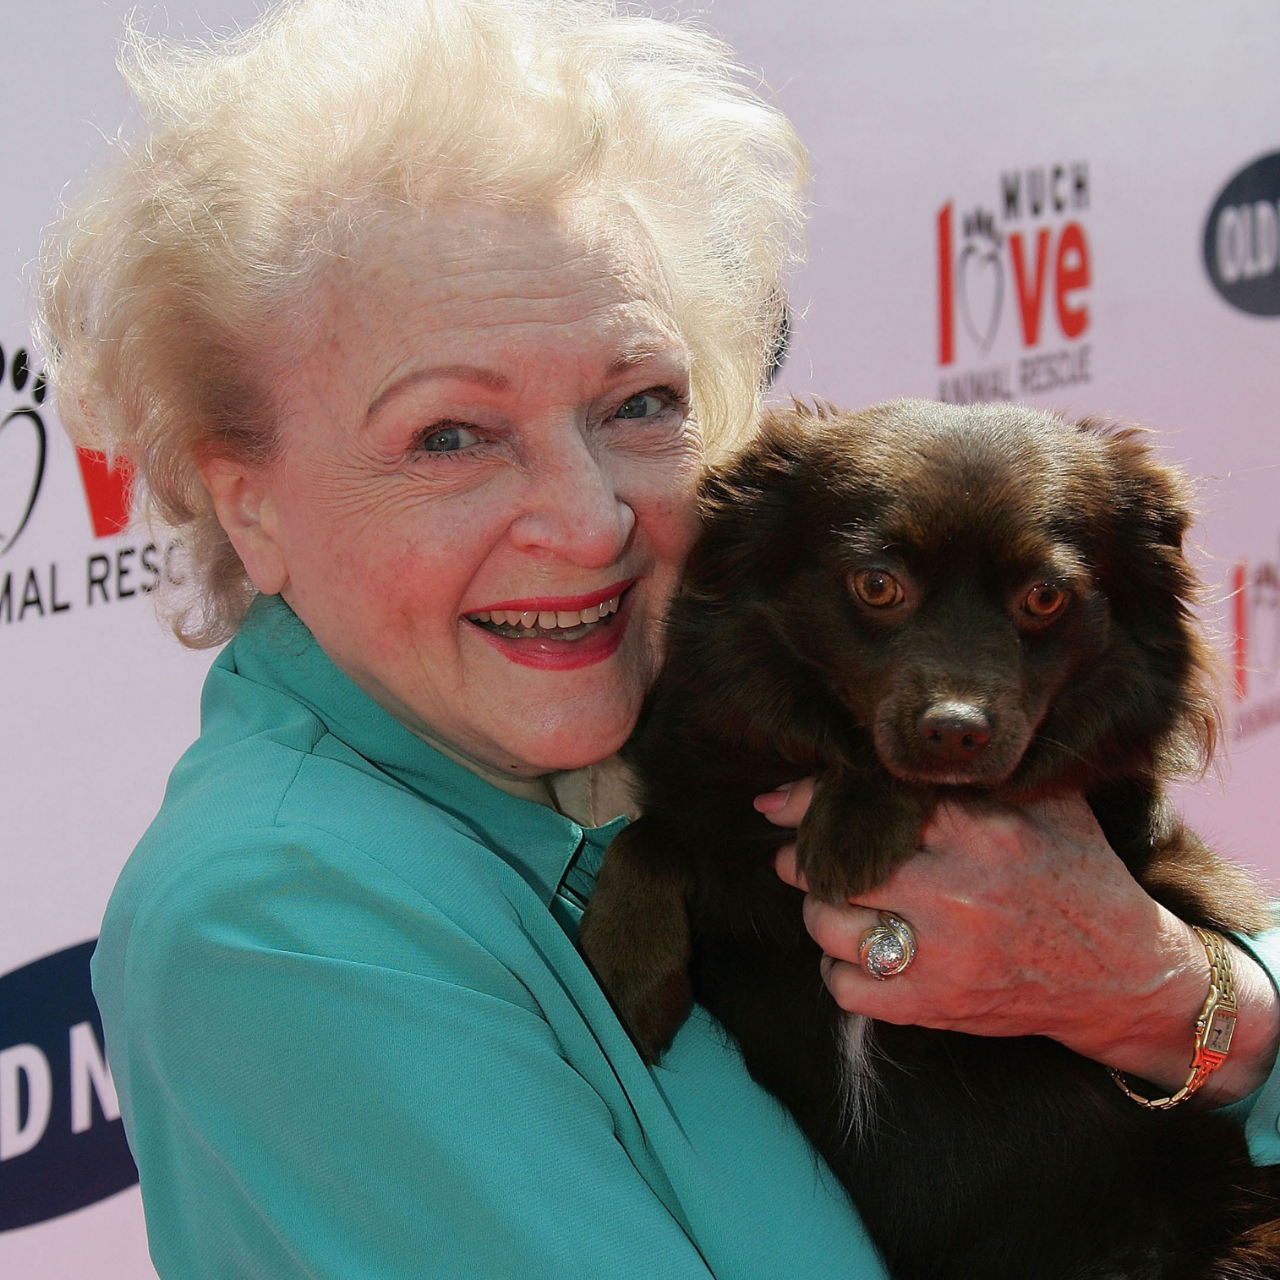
[756,781,1280,1107]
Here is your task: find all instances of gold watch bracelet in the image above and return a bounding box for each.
[1109,926,1238,1111]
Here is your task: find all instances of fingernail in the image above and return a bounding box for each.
[754,789,789,814]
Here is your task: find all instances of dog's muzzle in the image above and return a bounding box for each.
[917,700,992,764]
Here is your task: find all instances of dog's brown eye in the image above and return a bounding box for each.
[1023,584,1068,619]
[852,570,905,608]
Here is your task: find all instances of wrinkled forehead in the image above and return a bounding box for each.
[280,198,681,362]
[341,198,676,324]
[264,197,690,408]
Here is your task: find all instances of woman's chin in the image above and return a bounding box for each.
[497,718,635,775]
[453,609,655,772]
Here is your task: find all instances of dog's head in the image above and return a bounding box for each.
[685,399,1217,791]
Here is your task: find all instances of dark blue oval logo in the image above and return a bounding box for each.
[0,940,138,1231]
[1203,151,1280,316]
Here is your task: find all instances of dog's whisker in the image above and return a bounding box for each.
[1030,733,1093,766]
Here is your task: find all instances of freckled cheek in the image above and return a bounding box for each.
[629,488,699,662]
[632,471,702,561]
[348,509,510,636]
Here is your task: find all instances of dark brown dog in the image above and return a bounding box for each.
[580,399,1280,1280]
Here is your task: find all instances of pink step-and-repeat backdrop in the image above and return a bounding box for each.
[1,1,1276,1273]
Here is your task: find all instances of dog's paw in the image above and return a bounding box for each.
[578,820,695,1064]
[796,780,924,901]
[619,968,694,1065]
[580,913,693,1064]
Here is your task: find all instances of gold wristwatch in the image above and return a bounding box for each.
[1109,926,1237,1111]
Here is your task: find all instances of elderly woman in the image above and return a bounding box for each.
[41,1,1280,1276]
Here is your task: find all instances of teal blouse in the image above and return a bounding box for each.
[93,595,1280,1279]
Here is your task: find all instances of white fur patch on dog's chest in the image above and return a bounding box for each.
[837,1013,881,1141]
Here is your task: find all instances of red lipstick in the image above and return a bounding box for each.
[463,581,637,671]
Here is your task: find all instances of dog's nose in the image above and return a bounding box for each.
[917,702,992,762]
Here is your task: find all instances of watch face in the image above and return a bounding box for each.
[1207,1009,1237,1054]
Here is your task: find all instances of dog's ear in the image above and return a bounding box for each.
[685,408,819,602]
[1082,419,1220,771]
[1090,423,1193,550]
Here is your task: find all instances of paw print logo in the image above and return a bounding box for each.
[0,345,49,556]
[958,208,1005,355]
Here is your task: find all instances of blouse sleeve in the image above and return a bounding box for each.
[107,829,716,1280]
[1220,925,1280,1166]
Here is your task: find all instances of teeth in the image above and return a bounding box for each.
[467,592,624,631]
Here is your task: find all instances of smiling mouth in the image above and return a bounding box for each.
[464,587,629,642]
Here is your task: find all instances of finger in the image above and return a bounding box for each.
[801,895,882,962]
[773,843,808,891]
[822,957,920,1025]
[753,777,815,828]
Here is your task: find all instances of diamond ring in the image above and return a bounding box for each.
[858,912,917,980]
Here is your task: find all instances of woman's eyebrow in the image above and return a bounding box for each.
[606,343,689,378]
[367,364,509,420]
[366,347,687,422]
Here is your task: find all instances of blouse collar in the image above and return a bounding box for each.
[226,594,629,905]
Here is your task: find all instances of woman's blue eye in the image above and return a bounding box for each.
[419,424,479,452]
[613,392,666,420]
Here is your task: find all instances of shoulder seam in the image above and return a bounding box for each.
[269,748,311,829]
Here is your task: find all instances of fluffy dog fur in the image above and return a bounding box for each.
[579,399,1280,1280]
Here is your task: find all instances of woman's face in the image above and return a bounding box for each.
[250,203,703,776]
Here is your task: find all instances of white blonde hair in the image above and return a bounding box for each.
[37,0,807,645]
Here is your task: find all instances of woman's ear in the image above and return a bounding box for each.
[198,457,289,596]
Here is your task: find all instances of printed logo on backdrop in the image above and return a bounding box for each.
[1230,545,1280,741]
[0,941,137,1230]
[0,338,179,629]
[0,345,49,557]
[1203,151,1280,317]
[936,162,1092,404]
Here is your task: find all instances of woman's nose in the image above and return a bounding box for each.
[508,431,636,567]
